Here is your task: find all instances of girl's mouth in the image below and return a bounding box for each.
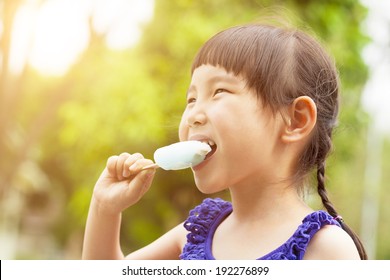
[196,138,217,161]
[204,143,217,160]
[188,137,217,168]
[192,143,216,171]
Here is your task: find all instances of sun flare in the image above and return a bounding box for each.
[9,0,154,76]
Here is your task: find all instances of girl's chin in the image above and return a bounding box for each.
[193,178,227,195]
[196,187,217,195]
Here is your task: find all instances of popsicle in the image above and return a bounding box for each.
[142,141,212,170]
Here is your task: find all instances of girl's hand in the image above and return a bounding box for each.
[92,153,156,215]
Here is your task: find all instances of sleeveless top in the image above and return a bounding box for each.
[180,198,341,260]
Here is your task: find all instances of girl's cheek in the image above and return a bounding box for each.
[178,113,188,141]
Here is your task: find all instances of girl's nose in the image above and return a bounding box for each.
[186,104,207,127]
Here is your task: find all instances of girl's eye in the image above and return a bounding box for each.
[187,97,196,104]
[214,88,228,95]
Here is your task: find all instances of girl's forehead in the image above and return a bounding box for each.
[191,64,245,83]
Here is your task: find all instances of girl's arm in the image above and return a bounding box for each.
[82,153,185,260]
[82,197,124,259]
[125,223,187,260]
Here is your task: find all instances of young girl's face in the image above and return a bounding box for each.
[179,64,285,193]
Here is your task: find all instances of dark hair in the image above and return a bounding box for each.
[191,24,367,259]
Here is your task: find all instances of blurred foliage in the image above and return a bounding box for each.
[0,0,388,259]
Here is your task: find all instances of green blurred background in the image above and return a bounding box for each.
[0,0,389,259]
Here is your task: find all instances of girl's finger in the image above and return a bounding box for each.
[129,158,155,175]
[126,168,156,205]
[124,153,144,176]
[106,155,119,177]
[116,152,131,180]
[124,153,144,168]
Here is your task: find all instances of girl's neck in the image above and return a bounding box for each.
[212,180,313,260]
[228,179,312,224]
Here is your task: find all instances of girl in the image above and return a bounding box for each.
[82,24,367,260]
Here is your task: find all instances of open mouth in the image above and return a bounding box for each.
[202,140,217,160]
[205,145,217,160]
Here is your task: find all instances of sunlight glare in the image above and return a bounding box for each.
[29,0,90,76]
[9,0,154,77]
[9,1,36,75]
[91,0,154,49]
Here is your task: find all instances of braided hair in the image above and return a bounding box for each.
[192,23,367,259]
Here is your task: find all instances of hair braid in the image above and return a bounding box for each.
[316,162,337,217]
[316,133,368,260]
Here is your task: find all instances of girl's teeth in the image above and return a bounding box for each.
[202,140,215,146]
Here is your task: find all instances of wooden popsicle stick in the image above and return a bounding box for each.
[141,163,160,170]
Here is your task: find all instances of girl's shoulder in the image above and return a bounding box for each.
[259,210,343,260]
[303,218,361,259]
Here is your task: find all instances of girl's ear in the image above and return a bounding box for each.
[281,96,317,143]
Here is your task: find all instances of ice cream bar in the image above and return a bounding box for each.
[153,141,211,170]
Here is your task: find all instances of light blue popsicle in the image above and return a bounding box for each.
[154,141,212,170]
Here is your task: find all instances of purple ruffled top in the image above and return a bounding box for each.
[180,198,341,260]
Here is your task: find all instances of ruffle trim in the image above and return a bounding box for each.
[180,198,231,260]
[259,210,340,260]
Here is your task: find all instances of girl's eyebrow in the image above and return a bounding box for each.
[186,74,240,96]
